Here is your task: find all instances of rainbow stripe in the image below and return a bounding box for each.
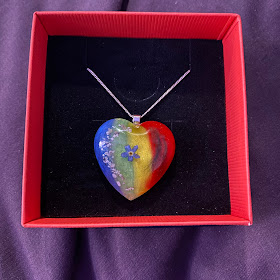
[94,118,175,200]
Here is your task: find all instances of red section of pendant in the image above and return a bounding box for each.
[141,121,175,190]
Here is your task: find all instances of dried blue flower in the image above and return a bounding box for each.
[121,145,140,162]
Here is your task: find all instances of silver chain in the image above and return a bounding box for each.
[87,67,190,121]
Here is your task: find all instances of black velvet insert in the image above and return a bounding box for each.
[41,36,230,217]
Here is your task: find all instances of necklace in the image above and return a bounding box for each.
[88,67,190,201]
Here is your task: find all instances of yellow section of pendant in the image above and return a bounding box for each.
[128,123,153,196]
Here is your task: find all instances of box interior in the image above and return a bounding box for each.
[41,36,230,217]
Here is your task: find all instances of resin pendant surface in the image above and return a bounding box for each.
[94,118,175,200]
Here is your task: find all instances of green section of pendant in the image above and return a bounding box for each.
[110,119,134,195]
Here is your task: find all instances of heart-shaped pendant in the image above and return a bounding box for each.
[94,118,175,200]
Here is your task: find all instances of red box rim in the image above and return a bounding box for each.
[22,11,252,228]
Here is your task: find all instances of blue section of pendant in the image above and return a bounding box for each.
[94,119,121,193]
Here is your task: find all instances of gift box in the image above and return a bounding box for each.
[22,11,252,227]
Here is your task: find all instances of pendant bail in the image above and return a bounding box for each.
[132,115,141,125]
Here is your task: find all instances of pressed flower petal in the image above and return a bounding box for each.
[133,154,140,159]
[125,145,131,152]
[121,152,129,158]
[128,156,133,162]
[132,145,138,152]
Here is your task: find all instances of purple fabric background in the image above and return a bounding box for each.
[1,1,279,279]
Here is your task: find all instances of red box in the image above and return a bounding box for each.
[22,11,252,227]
